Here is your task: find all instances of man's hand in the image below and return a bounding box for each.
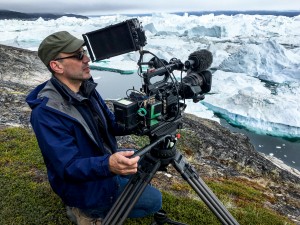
[109,151,140,175]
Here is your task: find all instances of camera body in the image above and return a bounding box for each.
[113,79,184,137]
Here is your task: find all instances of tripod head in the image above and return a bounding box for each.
[131,134,178,172]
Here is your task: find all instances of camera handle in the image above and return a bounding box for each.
[102,135,240,225]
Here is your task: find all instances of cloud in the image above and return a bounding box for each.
[1,0,300,15]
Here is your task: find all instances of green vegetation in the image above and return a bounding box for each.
[0,127,294,225]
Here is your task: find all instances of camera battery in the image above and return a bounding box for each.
[113,99,138,131]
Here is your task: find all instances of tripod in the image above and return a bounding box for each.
[102,135,240,225]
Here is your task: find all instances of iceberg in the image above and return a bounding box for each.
[203,70,300,138]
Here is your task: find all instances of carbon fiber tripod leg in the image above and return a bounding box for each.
[172,152,240,225]
[102,154,161,225]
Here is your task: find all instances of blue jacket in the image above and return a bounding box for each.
[26,77,126,208]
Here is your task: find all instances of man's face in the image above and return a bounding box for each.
[57,48,91,82]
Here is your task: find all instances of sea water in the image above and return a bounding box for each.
[220,119,300,171]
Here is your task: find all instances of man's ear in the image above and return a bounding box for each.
[49,61,63,74]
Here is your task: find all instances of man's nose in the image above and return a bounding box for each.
[83,54,90,63]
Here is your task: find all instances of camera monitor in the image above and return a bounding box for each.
[82,18,147,62]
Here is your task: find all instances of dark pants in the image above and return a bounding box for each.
[80,177,162,219]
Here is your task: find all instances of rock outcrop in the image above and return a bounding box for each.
[0,44,49,127]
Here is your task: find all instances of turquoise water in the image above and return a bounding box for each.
[94,70,142,99]
[220,119,300,171]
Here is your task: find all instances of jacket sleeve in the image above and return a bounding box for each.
[31,105,114,182]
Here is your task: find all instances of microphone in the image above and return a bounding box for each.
[184,49,213,72]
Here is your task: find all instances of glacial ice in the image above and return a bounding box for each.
[0,13,300,138]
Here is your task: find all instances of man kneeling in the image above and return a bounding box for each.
[26,31,162,225]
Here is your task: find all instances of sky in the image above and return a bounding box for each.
[2,0,300,15]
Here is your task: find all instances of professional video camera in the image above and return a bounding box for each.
[83,19,239,225]
[83,18,213,138]
[113,49,213,138]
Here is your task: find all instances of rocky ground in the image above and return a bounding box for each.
[1,44,300,224]
[0,44,50,128]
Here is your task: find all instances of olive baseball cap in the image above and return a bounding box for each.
[38,31,84,66]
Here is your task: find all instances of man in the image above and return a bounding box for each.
[26,31,162,225]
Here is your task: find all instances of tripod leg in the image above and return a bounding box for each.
[111,176,147,224]
[172,152,240,225]
[102,154,161,225]
[118,167,159,225]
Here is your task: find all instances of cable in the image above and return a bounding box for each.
[137,50,184,123]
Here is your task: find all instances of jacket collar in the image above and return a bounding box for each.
[50,76,98,103]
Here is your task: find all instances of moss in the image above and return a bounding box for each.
[0,127,71,224]
[0,127,295,225]
[170,181,191,192]
[131,134,150,148]
[176,129,203,155]
[206,178,268,205]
